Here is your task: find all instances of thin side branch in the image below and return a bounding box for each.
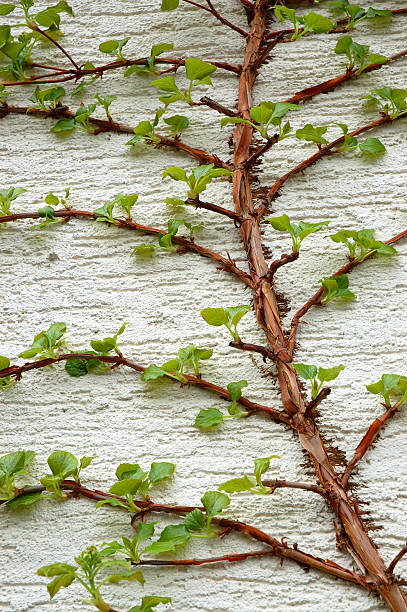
[30,25,79,70]
[0,209,249,284]
[266,111,407,204]
[389,545,407,574]
[1,57,240,87]
[265,8,407,42]
[137,550,274,566]
[288,228,407,353]
[181,0,249,37]
[0,352,290,424]
[0,104,232,170]
[342,402,401,488]
[3,481,370,588]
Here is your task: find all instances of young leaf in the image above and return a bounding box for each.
[184,508,206,532]
[201,490,230,517]
[319,274,356,304]
[218,475,256,493]
[292,363,317,380]
[227,380,248,404]
[195,408,224,429]
[65,358,89,377]
[47,450,78,478]
[358,137,386,155]
[200,307,228,327]
[185,57,216,82]
[296,124,328,145]
[129,596,172,612]
[6,491,42,510]
[317,365,345,383]
[148,462,175,484]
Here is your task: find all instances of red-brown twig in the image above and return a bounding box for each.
[186,198,241,221]
[0,209,250,284]
[288,228,407,354]
[389,545,407,574]
[284,48,407,105]
[1,57,240,87]
[268,251,299,275]
[137,550,274,565]
[30,25,79,70]
[266,112,407,204]
[182,0,248,37]
[0,352,290,424]
[229,340,292,366]
[342,402,401,488]
[199,96,239,117]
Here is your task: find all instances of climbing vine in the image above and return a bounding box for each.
[1,0,407,610]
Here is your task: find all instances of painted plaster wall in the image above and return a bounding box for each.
[1,1,407,610]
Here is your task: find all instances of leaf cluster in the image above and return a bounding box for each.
[293,363,345,399]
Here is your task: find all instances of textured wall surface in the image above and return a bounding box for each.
[1,1,407,610]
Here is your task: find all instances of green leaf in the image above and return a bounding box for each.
[99,39,122,54]
[143,524,190,555]
[96,497,130,511]
[200,307,228,327]
[47,450,78,478]
[151,75,178,92]
[141,364,167,381]
[0,355,10,370]
[358,137,386,155]
[225,305,251,327]
[164,115,189,134]
[116,463,146,481]
[137,521,156,542]
[303,11,335,33]
[195,408,224,429]
[185,57,216,82]
[37,563,77,577]
[184,508,205,532]
[129,596,172,612]
[264,214,292,232]
[107,569,145,585]
[0,451,35,482]
[6,491,42,510]
[292,363,317,380]
[161,0,179,9]
[317,365,345,383]
[201,490,230,517]
[227,380,248,404]
[218,475,256,493]
[51,119,75,133]
[296,124,328,145]
[320,274,356,304]
[162,166,188,182]
[254,456,278,484]
[65,358,89,377]
[46,573,76,599]
[109,478,143,496]
[0,5,15,15]
[220,117,252,128]
[366,8,392,18]
[149,462,175,484]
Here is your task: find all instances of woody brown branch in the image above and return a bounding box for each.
[233,2,407,609]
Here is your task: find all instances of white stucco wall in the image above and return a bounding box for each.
[1,1,407,610]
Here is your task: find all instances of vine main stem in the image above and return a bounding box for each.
[232,1,407,609]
